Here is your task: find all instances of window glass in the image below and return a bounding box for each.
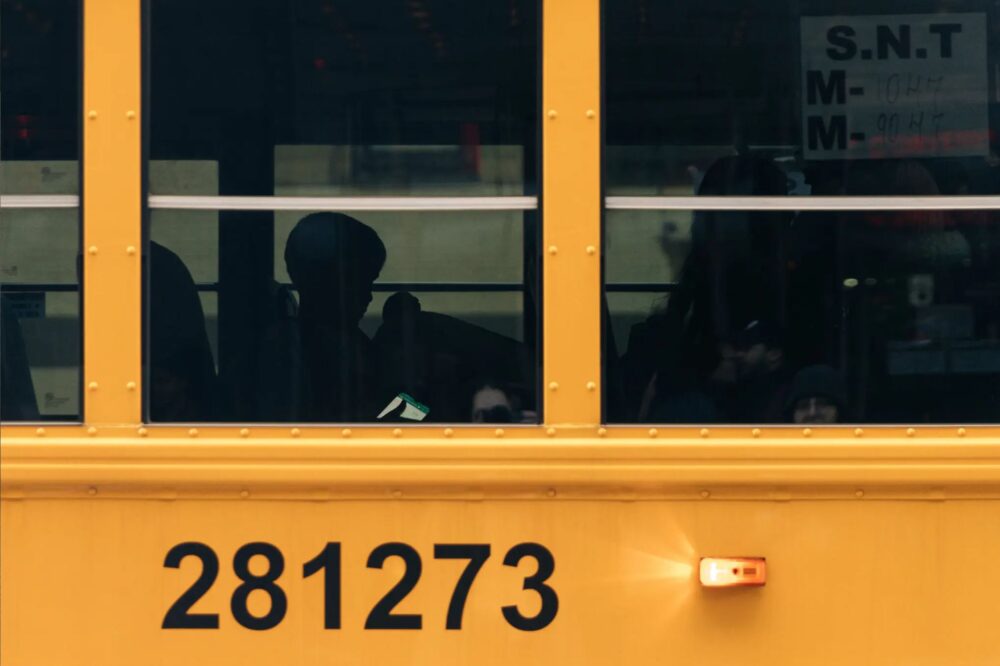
[605,0,1000,424]
[606,0,1000,196]
[1,0,81,421]
[148,0,539,423]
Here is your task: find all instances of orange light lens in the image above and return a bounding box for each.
[699,557,766,587]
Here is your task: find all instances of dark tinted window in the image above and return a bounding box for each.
[148,0,539,423]
[605,0,1000,424]
[606,0,1000,196]
[1,0,81,421]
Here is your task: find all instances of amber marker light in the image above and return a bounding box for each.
[699,557,766,587]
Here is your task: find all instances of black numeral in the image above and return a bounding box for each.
[231,542,287,630]
[365,543,422,629]
[162,542,220,629]
[434,544,490,629]
[501,542,558,631]
[303,542,342,629]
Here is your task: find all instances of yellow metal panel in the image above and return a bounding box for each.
[83,0,142,424]
[542,0,601,426]
[3,431,1000,493]
[3,497,999,666]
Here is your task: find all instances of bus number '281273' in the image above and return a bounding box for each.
[161,542,558,632]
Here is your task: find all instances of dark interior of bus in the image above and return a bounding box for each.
[2,0,998,424]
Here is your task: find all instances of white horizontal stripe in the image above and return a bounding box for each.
[149,195,538,211]
[606,196,1000,211]
[0,195,79,209]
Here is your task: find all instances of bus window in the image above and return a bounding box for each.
[148,0,539,424]
[603,0,1000,424]
[0,0,81,422]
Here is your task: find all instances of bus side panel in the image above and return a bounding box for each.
[2,497,998,665]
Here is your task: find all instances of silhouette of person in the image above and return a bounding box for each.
[149,241,218,421]
[284,212,386,421]
[622,155,790,422]
[784,364,848,425]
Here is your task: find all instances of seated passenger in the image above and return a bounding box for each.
[372,291,534,422]
[149,241,218,421]
[784,364,848,425]
[471,382,515,423]
[621,154,790,422]
[284,213,386,421]
[728,319,794,424]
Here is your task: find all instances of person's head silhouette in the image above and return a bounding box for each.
[285,213,386,327]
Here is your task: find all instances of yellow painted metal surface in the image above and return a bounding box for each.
[542,0,601,426]
[82,0,142,424]
[2,496,999,665]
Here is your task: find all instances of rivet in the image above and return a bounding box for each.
[239,428,249,438]
[586,381,596,391]
[547,109,558,119]
[126,245,136,255]
[87,426,97,436]
[188,428,198,437]
[700,490,710,499]
[495,428,505,437]
[88,245,98,255]
[957,427,967,437]
[444,428,454,437]
[342,428,352,438]
[240,490,249,498]
[392,489,403,498]
[751,428,761,438]
[126,381,136,391]
[548,245,558,255]
[648,428,658,438]
[88,486,98,495]
[546,488,557,498]
[597,427,607,437]
[137,427,148,437]
[35,427,45,437]
[126,110,136,120]
[548,382,559,391]
[546,427,557,437]
[855,489,864,498]
[87,110,98,120]
[291,428,300,437]
[393,428,402,438]
[854,428,864,437]
[906,428,916,437]
[585,109,596,119]
[802,428,812,437]
[699,428,709,438]
[88,381,99,391]
[585,245,596,255]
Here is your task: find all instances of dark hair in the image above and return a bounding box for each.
[285,213,386,290]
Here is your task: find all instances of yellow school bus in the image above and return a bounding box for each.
[2,0,999,664]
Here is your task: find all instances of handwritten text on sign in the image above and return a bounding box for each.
[800,14,987,159]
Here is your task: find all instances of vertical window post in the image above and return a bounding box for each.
[83,0,142,424]
[543,0,601,425]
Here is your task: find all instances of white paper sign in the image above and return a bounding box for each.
[800,14,988,159]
